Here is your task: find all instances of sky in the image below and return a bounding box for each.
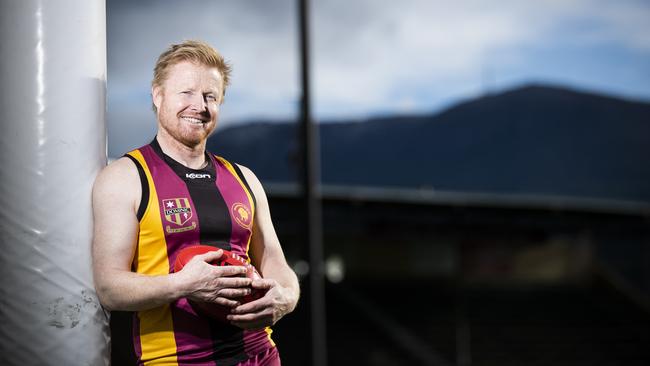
[107,0,650,157]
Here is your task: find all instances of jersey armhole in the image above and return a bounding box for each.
[231,162,258,210]
[124,154,149,222]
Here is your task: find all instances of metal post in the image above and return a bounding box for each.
[298,0,328,365]
[0,0,109,365]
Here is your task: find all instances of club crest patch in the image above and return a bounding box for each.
[232,202,252,229]
[163,198,193,226]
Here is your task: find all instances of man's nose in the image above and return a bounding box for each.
[190,94,208,111]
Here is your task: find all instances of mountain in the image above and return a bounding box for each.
[207,84,650,203]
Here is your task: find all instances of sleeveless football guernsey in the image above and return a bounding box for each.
[124,139,275,366]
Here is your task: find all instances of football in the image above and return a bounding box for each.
[173,245,265,320]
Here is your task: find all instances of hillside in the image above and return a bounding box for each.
[207,84,650,203]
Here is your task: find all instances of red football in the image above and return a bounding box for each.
[174,245,265,320]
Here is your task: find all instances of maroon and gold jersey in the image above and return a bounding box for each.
[124,139,275,366]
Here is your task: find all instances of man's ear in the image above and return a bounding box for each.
[152,86,162,110]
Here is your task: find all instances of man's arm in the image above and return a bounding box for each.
[227,165,300,329]
[92,158,252,311]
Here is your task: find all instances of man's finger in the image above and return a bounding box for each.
[218,288,252,299]
[198,249,224,262]
[217,265,249,277]
[250,279,273,290]
[218,276,253,288]
[214,298,240,308]
[230,297,266,314]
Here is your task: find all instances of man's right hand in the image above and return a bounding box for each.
[175,250,253,308]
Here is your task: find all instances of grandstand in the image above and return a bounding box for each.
[269,185,650,365]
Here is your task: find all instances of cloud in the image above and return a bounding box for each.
[106,0,650,155]
[309,0,650,118]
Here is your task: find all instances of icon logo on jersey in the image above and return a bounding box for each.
[163,198,193,226]
[185,173,211,179]
[231,202,252,229]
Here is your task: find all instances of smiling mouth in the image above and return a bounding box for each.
[181,116,208,125]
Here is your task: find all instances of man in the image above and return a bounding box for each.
[92,40,299,365]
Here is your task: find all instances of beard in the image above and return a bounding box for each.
[157,106,216,148]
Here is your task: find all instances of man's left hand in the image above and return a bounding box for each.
[226,278,297,330]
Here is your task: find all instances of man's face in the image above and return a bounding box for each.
[153,61,224,147]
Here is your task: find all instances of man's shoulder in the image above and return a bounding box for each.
[92,157,142,221]
[233,163,265,195]
[93,157,141,196]
[104,156,140,175]
[104,140,153,173]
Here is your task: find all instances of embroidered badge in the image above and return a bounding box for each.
[163,198,193,226]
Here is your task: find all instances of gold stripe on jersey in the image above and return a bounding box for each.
[215,157,256,256]
[127,150,179,366]
[215,155,256,242]
[215,156,275,347]
[216,157,256,220]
